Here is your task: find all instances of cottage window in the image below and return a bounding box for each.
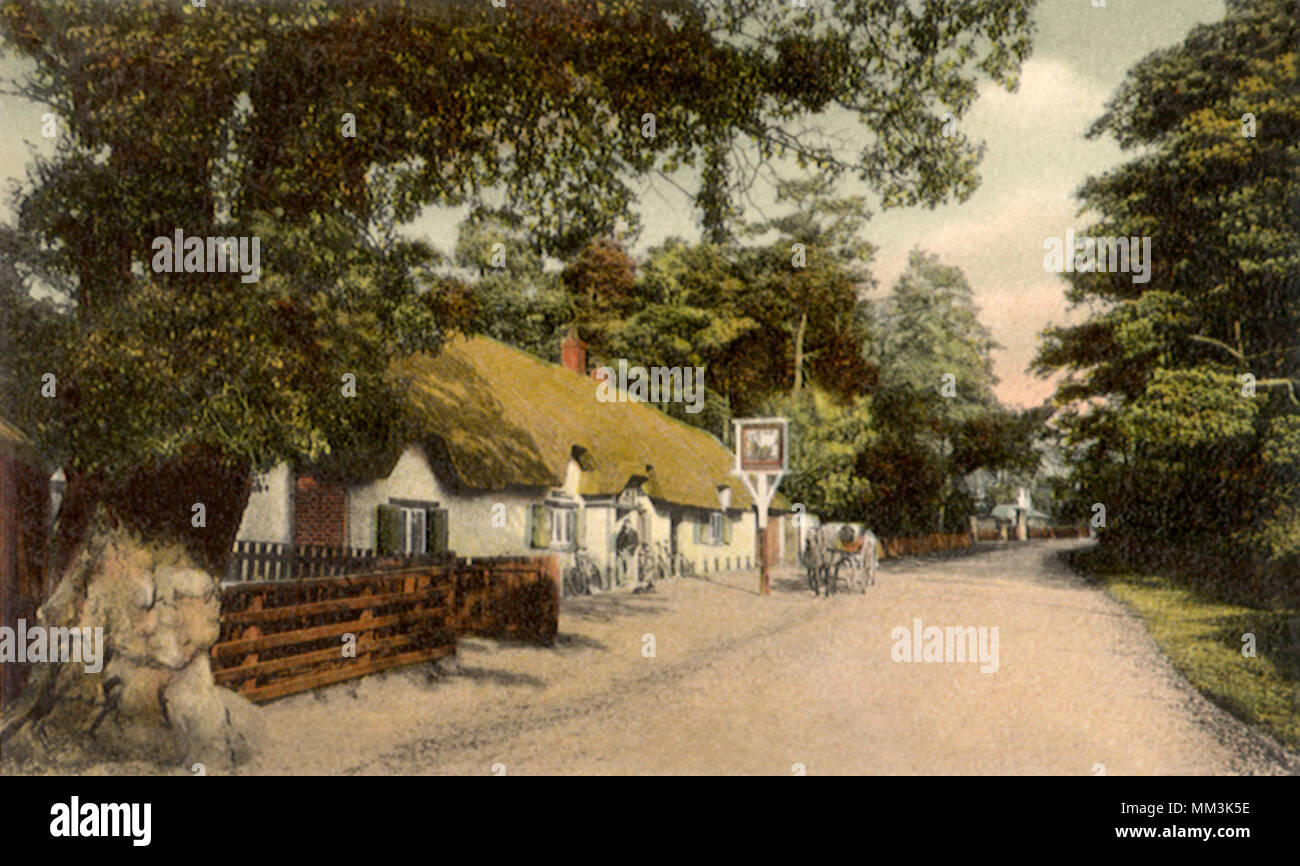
[377,503,448,556]
[402,507,427,554]
[551,507,576,547]
[529,502,583,550]
[709,512,726,545]
[695,511,730,546]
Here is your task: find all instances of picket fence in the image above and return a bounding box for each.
[224,540,447,583]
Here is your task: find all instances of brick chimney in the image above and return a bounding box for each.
[293,472,347,548]
[561,328,587,375]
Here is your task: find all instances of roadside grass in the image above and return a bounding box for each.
[1070,547,1300,751]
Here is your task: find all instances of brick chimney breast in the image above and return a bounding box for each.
[561,329,587,375]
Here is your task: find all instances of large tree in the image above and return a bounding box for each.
[735,176,877,402]
[452,212,571,360]
[1032,0,1300,561]
[586,237,750,439]
[587,178,879,439]
[861,250,1013,533]
[0,0,1037,768]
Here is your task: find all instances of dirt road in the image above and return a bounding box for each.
[244,540,1297,775]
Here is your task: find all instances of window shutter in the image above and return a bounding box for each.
[427,508,449,554]
[722,514,733,544]
[693,519,702,544]
[377,505,402,554]
[529,504,551,548]
[575,506,586,547]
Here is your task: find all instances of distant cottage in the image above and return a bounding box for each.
[235,334,788,586]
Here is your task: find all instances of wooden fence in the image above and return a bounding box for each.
[455,556,559,643]
[874,525,1090,554]
[973,524,1089,541]
[225,540,449,583]
[212,556,558,703]
[1028,524,1090,540]
[877,532,972,559]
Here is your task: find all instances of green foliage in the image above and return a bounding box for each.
[566,181,879,439]
[45,213,429,478]
[763,389,874,522]
[0,0,1038,558]
[0,251,69,439]
[856,251,1026,534]
[1118,366,1259,456]
[1033,0,1300,560]
[452,214,571,360]
[875,250,999,411]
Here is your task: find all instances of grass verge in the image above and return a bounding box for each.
[1070,546,1300,751]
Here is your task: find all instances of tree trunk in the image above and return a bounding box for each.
[1,450,261,772]
[792,311,808,396]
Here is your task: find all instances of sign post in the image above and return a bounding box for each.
[732,418,788,596]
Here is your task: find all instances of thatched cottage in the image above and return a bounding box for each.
[235,334,787,587]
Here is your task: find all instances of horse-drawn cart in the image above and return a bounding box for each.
[802,522,878,596]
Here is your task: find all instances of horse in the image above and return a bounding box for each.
[801,525,836,596]
[802,523,878,595]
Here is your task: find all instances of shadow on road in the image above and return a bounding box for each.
[553,632,608,652]
[453,666,547,690]
[561,592,669,623]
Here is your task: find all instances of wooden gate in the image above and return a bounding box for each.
[212,556,559,703]
[212,567,458,703]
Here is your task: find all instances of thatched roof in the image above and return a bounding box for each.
[393,335,765,512]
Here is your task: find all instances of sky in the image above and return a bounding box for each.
[0,0,1228,408]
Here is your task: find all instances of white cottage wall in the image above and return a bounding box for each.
[346,445,539,558]
[234,450,770,585]
[235,463,294,544]
[675,508,758,574]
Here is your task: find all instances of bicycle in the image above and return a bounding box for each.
[667,545,695,578]
[675,555,694,577]
[654,541,676,579]
[563,546,602,597]
[636,542,665,587]
[661,543,697,579]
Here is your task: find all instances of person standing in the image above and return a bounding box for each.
[616,520,639,588]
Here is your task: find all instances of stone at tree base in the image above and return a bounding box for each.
[0,522,262,773]
[162,655,264,769]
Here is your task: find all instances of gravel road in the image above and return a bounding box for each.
[243,540,1297,775]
